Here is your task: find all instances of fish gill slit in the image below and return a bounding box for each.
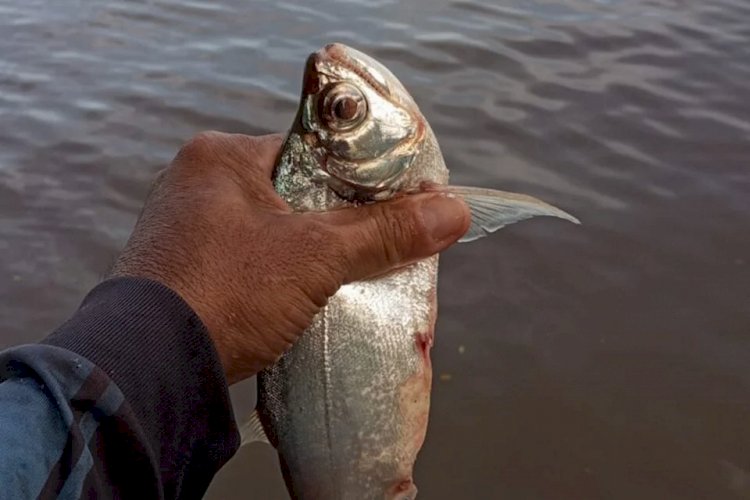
[322,304,334,468]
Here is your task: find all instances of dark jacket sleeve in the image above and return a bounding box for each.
[0,277,240,500]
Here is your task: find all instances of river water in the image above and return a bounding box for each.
[1,0,749,498]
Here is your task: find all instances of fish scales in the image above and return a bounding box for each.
[247,42,578,500]
[262,122,448,499]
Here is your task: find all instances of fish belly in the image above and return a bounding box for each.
[258,257,437,500]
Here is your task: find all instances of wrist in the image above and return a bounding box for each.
[111,259,251,383]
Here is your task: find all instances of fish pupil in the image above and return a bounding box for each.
[319,83,367,131]
[333,96,359,121]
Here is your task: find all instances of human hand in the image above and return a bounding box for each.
[112,132,470,384]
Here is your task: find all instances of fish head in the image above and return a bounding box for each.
[294,43,426,198]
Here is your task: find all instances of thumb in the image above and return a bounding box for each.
[322,193,471,283]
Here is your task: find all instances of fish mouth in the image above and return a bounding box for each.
[301,53,321,96]
[301,44,344,97]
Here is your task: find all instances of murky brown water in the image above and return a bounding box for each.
[2,0,750,498]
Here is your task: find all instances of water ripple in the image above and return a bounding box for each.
[1,0,749,498]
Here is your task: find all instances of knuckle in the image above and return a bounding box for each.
[319,222,347,261]
[133,167,173,215]
[291,217,347,295]
[151,167,169,187]
[323,232,350,286]
[190,130,222,146]
[175,131,222,163]
[370,203,417,265]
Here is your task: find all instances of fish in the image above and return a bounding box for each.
[240,43,578,499]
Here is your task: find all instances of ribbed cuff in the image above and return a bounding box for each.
[42,277,239,498]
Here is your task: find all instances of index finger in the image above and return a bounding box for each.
[218,133,290,211]
[229,132,285,179]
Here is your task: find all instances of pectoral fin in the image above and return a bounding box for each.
[239,410,270,447]
[430,185,580,242]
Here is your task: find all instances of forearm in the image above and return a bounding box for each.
[0,278,239,499]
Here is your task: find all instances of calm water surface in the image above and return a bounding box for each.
[2,0,750,498]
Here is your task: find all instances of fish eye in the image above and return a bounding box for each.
[321,83,367,131]
[332,95,359,121]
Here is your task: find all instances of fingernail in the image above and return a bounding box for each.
[420,194,469,243]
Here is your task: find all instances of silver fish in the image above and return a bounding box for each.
[241,43,578,499]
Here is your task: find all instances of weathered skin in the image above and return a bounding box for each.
[257,43,446,500]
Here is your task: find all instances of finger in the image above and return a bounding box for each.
[171,131,290,212]
[320,193,471,283]
[172,130,229,168]
[235,134,284,179]
[221,133,289,211]
[176,131,283,176]
[223,134,284,179]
